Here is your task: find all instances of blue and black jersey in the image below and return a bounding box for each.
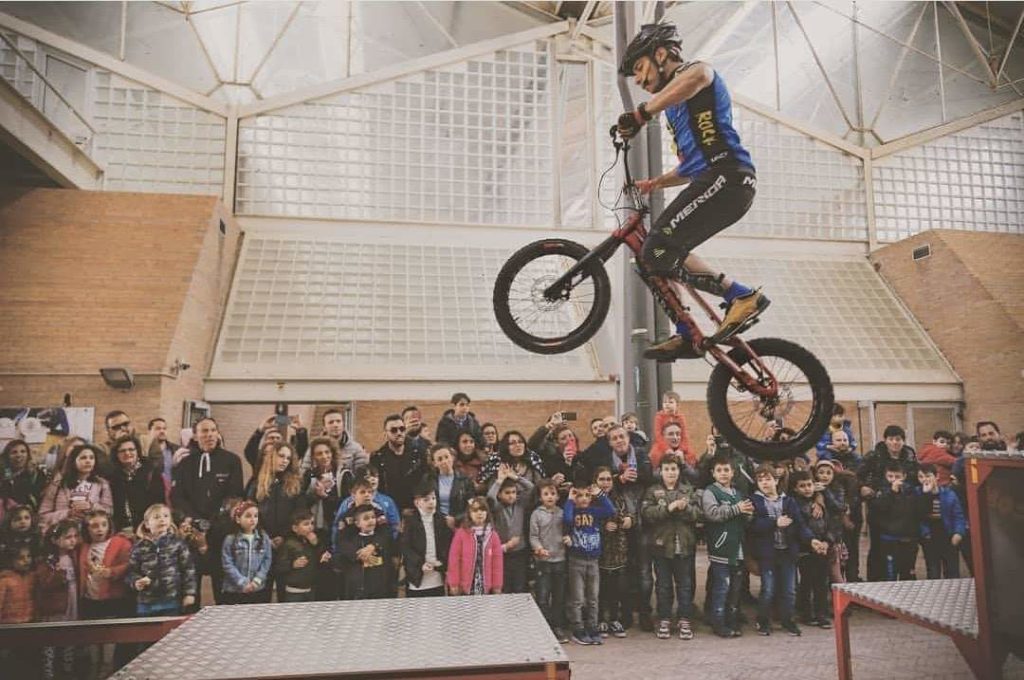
[663,64,753,178]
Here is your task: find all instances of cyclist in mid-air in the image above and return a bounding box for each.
[616,22,768,361]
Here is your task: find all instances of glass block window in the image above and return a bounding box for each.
[92,71,226,194]
[236,41,554,226]
[215,235,592,373]
[594,63,868,240]
[706,256,952,375]
[0,33,39,102]
[873,111,1024,242]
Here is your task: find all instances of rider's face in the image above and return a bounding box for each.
[633,51,665,94]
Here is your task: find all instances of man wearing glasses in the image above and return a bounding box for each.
[370,414,426,511]
[100,410,135,476]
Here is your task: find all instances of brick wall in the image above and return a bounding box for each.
[0,188,238,441]
[871,230,1023,437]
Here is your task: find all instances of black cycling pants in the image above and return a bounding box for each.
[641,165,756,276]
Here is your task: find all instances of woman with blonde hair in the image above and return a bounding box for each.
[245,441,306,599]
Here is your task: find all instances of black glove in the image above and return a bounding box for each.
[617,110,644,138]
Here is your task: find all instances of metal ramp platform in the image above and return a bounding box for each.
[112,594,570,680]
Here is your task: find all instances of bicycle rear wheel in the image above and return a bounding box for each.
[493,239,611,355]
[706,337,834,461]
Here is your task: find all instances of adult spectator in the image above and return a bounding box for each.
[529,413,579,499]
[146,417,178,491]
[479,431,546,490]
[303,436,344,537]
[434,393,483,448]
[402,405,433,461]
[976,420,1006,451]
[480,422,500,456]
[39,444,113,531]
[815,403,858,458]
[319,408,368,475]
[244,414,308,477]
[655,422,700,485]
[371,414,427,511]
[579,415,615,470]
[818,429,861,471]
[0,439,46,511]
[172,417,243,524]
[108,435,166,532]
[857,424,919,581]
[453,432,487,492]
[101,410,138,475]
[427,443,475,529]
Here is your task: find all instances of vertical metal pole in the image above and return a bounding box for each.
[934,2,947,122]
[864,155,878,250]
[647,1,672,400]
[852,1,866,146]
[614,1,658,428]
[548,39,562,227]
[119,1,128,62]
[771,1,781,111]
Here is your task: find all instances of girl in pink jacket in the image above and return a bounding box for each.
[447,496,503,595]
[40,444,113,532]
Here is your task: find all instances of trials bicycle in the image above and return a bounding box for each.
[493,127,834,461]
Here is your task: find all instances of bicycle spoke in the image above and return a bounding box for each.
[505,252,597,342]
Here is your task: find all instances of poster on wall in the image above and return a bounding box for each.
[0,407,95,464]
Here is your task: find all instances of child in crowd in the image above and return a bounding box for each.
[274,508,328,602]
[871,463,925,582]
[649,391,692,469]
[401,482,452,598]
[813,460,852,583]
[0,504,43,559]
[917,431,957,486]
[749,465,810,637]
[917,463,965,579]
[221,500,272,604]
[129,504,196,617]
[206,496,242,605]
[790,470,834,628]
[337,504,393,600]
[641,455,700,641]
[37,519,79,679]
[700,456,753,638]
[530,480,570,642]
[487,463,535,594]
[565,476,615,646]
[77,509,133,673]
[821,429,861,472]
[620,412,648,446]
[595,466,632,639]
[0,545,35,624]
[333,467,400,544]
[447,496,503,596]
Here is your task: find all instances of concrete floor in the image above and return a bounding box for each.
[564,541,1023,680]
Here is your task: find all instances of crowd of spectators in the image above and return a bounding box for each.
[0,392,1019,677]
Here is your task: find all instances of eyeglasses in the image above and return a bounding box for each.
[110,421,131,431]
[388,426,406,434]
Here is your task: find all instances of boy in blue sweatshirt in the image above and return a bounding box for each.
[917,463,965,579]
[564,477,615,647]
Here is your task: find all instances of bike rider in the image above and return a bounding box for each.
[616,22,769,361]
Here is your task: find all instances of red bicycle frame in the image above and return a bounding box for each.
[609,209,779,400]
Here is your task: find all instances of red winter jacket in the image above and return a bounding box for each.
[77,534,132,602]
[917,444,956,486]
[446,526,503,594]
[649,411,695,469]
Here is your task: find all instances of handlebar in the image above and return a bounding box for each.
[608,125,634,187]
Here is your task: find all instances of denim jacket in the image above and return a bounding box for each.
[221,530,272,593]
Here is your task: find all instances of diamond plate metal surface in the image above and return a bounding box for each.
[113,594,567,679]
[968,450,1024,462]
[833,578,977,638]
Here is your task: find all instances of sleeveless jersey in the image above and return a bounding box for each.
[663,65,753,178]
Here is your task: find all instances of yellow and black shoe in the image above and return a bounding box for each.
[643,335,704,362]
[710,289,771,343]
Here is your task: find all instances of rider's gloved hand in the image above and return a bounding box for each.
[617,103,652,139]
[635,178,656,195]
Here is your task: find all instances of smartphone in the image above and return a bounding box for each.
[274,402,289,428]
[180,427,194,445]
[560,411,578,421]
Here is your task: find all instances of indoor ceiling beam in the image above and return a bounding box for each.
[570,0,600,40]
[867,3,929,133]
[944,1,997,84]
[994,5,1024,83]
[499,1,563,23]
[870,97,1024,159]
[0,10,228,116]
[416,1,459,48]
[689,0,758,59]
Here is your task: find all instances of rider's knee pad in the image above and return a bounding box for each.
[641,238,685,277]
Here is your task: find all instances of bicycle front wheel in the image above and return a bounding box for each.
[493,239,611,355]
[707,337,834,461]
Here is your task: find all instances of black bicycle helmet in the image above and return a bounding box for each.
[619,22,682,76]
